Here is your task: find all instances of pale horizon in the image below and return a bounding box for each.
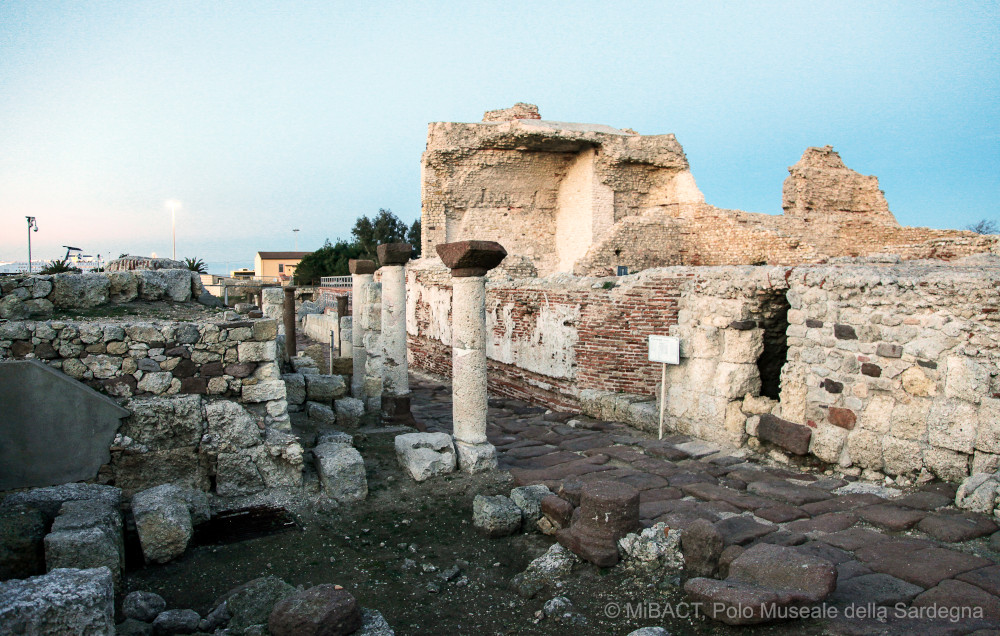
[2,1,997,267]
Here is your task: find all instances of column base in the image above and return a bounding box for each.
[381,394,426,431]
[455,440,498,473]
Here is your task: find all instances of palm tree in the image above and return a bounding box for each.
[184,257,207,274]
[39,258,81,274]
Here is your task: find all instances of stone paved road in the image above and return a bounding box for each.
[409,373,1000,634]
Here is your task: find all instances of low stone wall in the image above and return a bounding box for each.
[0,317,288,430]
[407,255,1000,481]
[0,270,203,319]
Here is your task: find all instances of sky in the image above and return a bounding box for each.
[1,1,997,273]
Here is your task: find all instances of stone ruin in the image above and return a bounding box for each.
[2,105,1000,633]
[422,104,997,277]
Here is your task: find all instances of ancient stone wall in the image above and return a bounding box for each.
[0,270,203,320]
[407,256,1000,481]
[423,107,997,276]
[0,317,287,427]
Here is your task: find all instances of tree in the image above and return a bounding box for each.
[293,239,364,285]
[407,219,422,258]
[351,209,409,262]
[184,257,207,273]
[966,219,998,235]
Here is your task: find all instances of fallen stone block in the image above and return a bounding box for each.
[132,484,207,564]
[0,567,115,634]
[307,401,337,425]
[219,575,297,634]
[473,495,522,537]
[394,433,456,482]
[510,543,578,599]
[314,443,368,504]
[305,374,347,403]
[152,608,201,634]
[335,397,366,428]
[1,483,122,522]
[757,414,812,455]
[123,590,167,622]
[268,584,362,636]
[510,484,552,529]
[681,518,725,578]
[282,373,306,406]
[44,500,124,590]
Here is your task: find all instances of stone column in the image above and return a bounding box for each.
[282,286,297,359]
[436,240,507,472]
[349,259,376,399]
[376,243,419,427]
[361,280,383,412]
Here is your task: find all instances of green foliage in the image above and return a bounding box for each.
[966,219,998,235]
[184,257,207,273]
[351,208,410,261]
[39,258,81,274]
[408,219,422,258]
[294,239,364,285]
[295,209,420,284]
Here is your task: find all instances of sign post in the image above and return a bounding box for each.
[648,335,680,440]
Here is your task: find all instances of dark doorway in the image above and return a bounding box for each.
[757,292,790,400]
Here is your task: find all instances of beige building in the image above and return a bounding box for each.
[254,252,308,283]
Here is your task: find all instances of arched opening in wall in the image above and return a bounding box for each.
[757,292,790,400]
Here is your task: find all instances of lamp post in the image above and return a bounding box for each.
[293,228,299,251]
[26,217,37,273]
[166,200,181,260]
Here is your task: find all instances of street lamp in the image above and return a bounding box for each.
[293,228,300,251]
[26,217,38,273]
[165,200,181,260]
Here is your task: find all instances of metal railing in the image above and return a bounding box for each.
[319,275,353,288]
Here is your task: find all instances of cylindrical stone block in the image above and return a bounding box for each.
[380,264,408,397]
[452,276,488,445]
[350,272,373,398]
[556,480,640,567]
[282,286,297,359]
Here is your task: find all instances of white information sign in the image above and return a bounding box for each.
[648,335,680,365]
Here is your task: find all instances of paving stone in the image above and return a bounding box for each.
[683,578,783,626]
[810,477,849,491]
[990,531,1000,552]
[754,530,807,547]
[713,516,777,546]
[673,441,719,459]
[837,560,874,582]
[916,511,998,543]
[829,573,925,607]
[755,504,808,523]
[639,500,680,520]
[559,436,613,452]
[668,472,718,488]
[719,477,747,491]
[912,579,1000,621]
[786,513,858,535]
[678,483,772,511]
[956,566,1000,597]
[508,451,583,469]
[584,446,647,463]
[855,543,992,588]
[815,528,891,552]
[747,480,832,506]
[630,458,680,477]
[795,540,855,565]
[503,444,559,459]
[893,491,953,511]
[919,481,958,499]
[858,504,927,531]
[618,472,669,491]
[800,493,885,516]
[730,542,837,602]
[638,487,683,503]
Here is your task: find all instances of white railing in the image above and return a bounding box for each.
[320,276,353,288]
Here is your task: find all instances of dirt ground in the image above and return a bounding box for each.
[123,429,825,636]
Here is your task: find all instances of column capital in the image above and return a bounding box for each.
[376,243,413,266]
[436,240,507,277]
[349,259,377,275]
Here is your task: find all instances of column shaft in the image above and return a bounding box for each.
[452,276,488,445]
[380,265,408,397]
[351,273,373,397]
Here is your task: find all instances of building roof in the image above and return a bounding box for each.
[256,251,309,259]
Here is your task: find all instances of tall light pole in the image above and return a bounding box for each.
[166,200,181,260]
[26,217,38,273]
[293,228,300,251]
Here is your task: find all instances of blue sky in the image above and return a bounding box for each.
[1,1,997,273]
